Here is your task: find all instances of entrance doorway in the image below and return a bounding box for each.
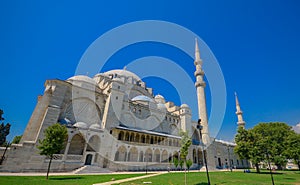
[218,157,222,167]
[85,154,93,165]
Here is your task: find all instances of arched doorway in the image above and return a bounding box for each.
[68,134,85,155]
[85,154,93,165]
[87,135,100,152]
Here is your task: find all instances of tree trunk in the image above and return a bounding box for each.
[297,160,300,171]
[255,163,260,173]
[184,160,187,185]
[46,156,52,180]
[276,164,283,170]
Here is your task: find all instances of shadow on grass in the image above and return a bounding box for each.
[194,183,209,185]
[49,176,83,180]
[283,177,295,180]
[250,172,283,175]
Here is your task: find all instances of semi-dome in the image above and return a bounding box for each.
[73,122,88,129]
[104,69,141,82]
[154,94,165,104]
[131,95,155,103]
[67,75,96,85]
[89,123,102,130]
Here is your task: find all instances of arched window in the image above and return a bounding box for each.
[128,147,138,162]
[162,150,168,163]
[154,149,160,163]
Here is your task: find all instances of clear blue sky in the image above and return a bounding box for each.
[1,1,300,142]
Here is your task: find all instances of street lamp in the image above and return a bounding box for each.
[227,144,232,172]
[144,155,148,174]
[197,119,211,185]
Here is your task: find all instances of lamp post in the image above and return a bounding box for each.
[197,119,211,185]
[227,144,232,172]
[144,155,148,174]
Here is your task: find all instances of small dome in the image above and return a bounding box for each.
[180,104,190,108]
[132,95,155,103]
[154,94,165,104]
[67,75,96,85]
[89,124,102,130]
[73,122,88,129]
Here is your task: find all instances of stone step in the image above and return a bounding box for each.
[75,165,112,174]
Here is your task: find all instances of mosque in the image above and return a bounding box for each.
[0,40,249,172]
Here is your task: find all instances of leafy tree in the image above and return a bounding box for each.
[235,127,264,173]
[12,135,22,144]
[173,157,179,170]
[179,130,192,185]
[253,122,293,170]
[37,123,68,179]
[179,159,184,170]
[0,109,11,146]
[235,122,294,172]
[284,132,300,170]
[186,159,193,172]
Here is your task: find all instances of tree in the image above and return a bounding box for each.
[0,109,11,146]
[173,157,179,170]
[37,123,68,179]
[235,122,295,172]
[12,135,22,144]
[179,130,192,185]
[284,132,300,170]
[179,159,184,170]
[235,127,264,173]
[186,159,193,172]
[253,122,293,170]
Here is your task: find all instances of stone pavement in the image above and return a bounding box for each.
[93,172,166,185]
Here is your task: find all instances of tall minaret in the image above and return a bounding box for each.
[235,92,246,128]
[194,39,210,145]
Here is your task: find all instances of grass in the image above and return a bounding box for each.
[114,171,300,185]
[0,173,145,185]
[0,171,299,185]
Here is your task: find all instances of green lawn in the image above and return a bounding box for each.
[0,171,299,185]
[0,173,145,185]
[115,171,300,185]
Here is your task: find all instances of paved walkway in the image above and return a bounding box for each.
[93,172,166,185]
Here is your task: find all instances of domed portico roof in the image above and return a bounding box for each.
[103,69,141,81]
[67,75,96,85]
[131,95,155,103]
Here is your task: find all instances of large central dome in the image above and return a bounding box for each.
[103,69,141,82]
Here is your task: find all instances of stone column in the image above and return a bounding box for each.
[62,141,71,161]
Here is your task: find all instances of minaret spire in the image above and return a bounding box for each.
[195,38,201,61]
[194,38,210,145]
[235,92,245,128]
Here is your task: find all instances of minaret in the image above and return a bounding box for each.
[194,39,210,145]
[235,92,246,128]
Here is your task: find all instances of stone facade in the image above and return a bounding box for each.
[0,42,249,172]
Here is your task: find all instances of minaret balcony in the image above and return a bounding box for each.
[195,81,206,88]
[194,70,204,77]
[235,111,243,114]
[194,60,203,66]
